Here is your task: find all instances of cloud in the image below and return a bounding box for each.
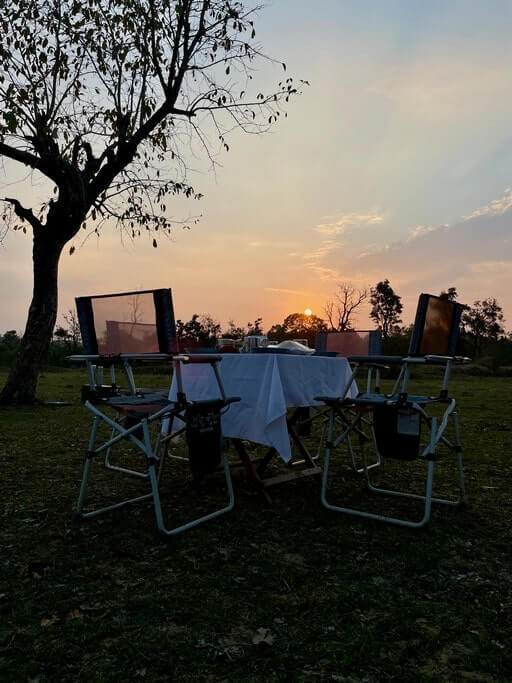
[248,240,298,248]
[299,189,512,324]
[469,260,512,275]
[463,188,512,220]
[407,224,445,241]
[264,287,309,296]
[367,60,512,121]
[314,212,384,236]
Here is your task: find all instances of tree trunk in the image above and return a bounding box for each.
[0,230,65,404]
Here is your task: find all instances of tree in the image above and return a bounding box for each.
[62,309,82,352]
[369,279,403,341]
[0,0,302,403]
[247,317,263,335]
[176,313,221,347]
[462,298,505,357]
[0,330,21,365]
[439,287,458,301]
[267,312,327,348]
[324,282,369,332]
[222,319,247,340]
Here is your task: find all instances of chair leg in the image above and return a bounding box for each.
[150,451,235,537]
[348,413,381,474]
[76,415,100,515]
[367,414,465,508]
[76,414,155,519]
[452,412,467,503]
[322,441,435,528]
[321,412,465,528]
[103,417,150,479]
[77,409,235,534]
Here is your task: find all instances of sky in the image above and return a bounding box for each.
[1,0,512,334]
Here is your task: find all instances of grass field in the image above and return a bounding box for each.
[1,367,511,682]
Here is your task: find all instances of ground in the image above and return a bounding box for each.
[0,368,511,682]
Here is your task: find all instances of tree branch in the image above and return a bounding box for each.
[0,142,41,170]
[3,197,43,233]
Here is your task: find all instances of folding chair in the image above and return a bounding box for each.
[71,289,240,536]
[315,329,382,357]
[317,294,469,528]
[314,330,385,473]
[69,289,177,478]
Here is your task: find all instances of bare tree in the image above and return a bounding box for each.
[324,282,369,332]
[62,309,82,351]
[0,0,303,403]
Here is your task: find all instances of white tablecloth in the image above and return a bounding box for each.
[167,353,356,463]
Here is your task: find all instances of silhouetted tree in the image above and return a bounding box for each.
[462,298,505,357]
[324,282,368,332]
[222,320,247,340]
[0,0,302,403]
[247,317,264,335]
[176,313,221,348]
[0,330,21,365]
[369,279,403,341]
[267,312,327,347]
[439,287,458,301]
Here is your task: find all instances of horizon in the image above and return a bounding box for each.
[1,0,511,335]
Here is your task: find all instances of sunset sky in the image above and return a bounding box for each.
[1,0,512,334]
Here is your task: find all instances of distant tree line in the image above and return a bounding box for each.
[1,281,510,370]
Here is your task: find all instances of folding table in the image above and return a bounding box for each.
[167,353,357,494]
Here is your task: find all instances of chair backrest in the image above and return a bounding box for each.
[76,289,178,355]
[408,294,464,356]
[315,330,382,356]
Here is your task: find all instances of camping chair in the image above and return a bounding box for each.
[71,289,240,536]
[314,330,385,473]
[316,294,469,528]
[70,289,178,478]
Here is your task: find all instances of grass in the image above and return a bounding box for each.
[0,367,511,682]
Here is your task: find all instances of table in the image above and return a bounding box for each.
[167,353,356,463]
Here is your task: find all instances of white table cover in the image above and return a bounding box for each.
[167,354,356,463]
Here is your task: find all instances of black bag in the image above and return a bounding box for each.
[185,401,223,481]
[373,404,421,460]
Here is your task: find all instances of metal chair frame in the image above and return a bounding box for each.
[71,289,239,536]
[316,294,470,528]
[76,354,239,536]
[320,357,466,528]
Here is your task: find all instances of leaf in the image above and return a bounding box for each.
[152,238,157,248]
[40,615,59,627]
[69,246,75,255]
[66,608,83,621]
[252,627,274,646]
[5,112,17,133]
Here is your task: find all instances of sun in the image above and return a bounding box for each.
[304,308,312,316]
